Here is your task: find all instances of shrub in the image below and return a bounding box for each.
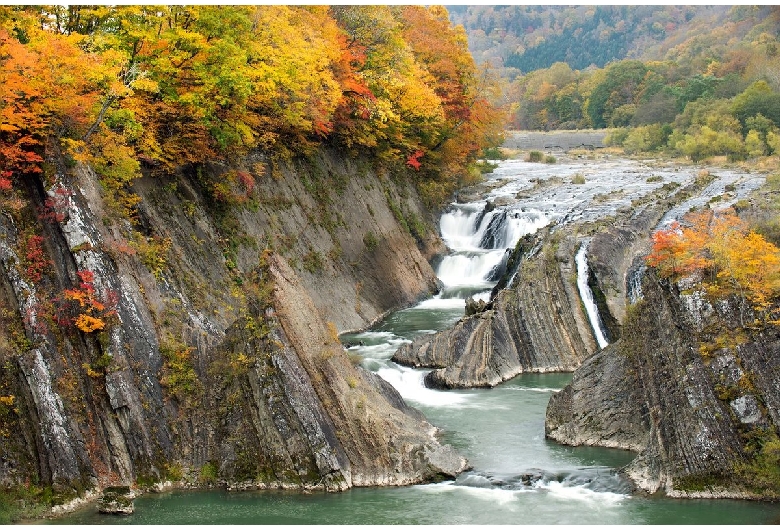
[544,155,557,164]
[571,173,586,185]
[363,232,379,252]
[302,250,324,273]
[526,150,543,162]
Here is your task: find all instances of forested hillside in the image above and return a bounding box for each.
[450,6,771,77]
[451,6,780,164]
[0,5,504,214]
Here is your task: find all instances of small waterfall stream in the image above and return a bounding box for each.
[575,241,609,349]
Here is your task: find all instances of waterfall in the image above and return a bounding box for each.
[627,263,646,304]
[575,241,609,350]
[437,203,549,295]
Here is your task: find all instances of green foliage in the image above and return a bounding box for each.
[0,484,59,524]
[527,150,543,163]
[732,81,780,131]
[302,250,324,273]
[621,124,671,154]
[363,232,379,252]
[199,461,218,485]
[159,338,202,407]
[736,429,780,496]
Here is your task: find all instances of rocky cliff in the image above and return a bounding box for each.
[546,267,780,499]
[0,148,464,513]
[392,228,596,388]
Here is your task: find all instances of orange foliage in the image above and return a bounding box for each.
[74,314,106,333]
[1,5,503,206]
[62,270,115,333]
[647,209,780,322]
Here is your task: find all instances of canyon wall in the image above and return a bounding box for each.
[0,148,464,508]
[546,268,780,499]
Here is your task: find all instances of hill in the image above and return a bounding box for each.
[450,6,776,78]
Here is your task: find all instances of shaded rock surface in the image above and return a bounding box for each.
[0,147,462,508]
[392,230,595,388]
[546,269,780,499]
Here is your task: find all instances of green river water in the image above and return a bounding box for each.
[52,157,780,524]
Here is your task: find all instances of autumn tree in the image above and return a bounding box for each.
[647,209,780,324]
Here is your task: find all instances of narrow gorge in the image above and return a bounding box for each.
[9,146,780,524]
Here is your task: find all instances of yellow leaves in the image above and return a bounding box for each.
[74,314,106,333]
[0,395,14,407]
[2,5,501,184]
[129,76,159,94]
[647,209,780,322]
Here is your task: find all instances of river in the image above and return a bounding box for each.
[53,154,780,524]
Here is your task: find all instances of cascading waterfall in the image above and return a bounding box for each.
[437,203,548,297]
[576,241,609,350]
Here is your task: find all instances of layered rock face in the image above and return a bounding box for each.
[392,230,596,388]
[546,268,780,499]
[0,149,463,503]
[390,189,676,390]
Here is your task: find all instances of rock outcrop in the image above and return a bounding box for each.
[0,148,463,511]
[392,230,596,388]
[546,268,780,499]
[390,186,685,390]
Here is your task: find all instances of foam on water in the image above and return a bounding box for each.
[541,480,629,505]
[415,297,470,310]
[439,204,488,251]
[413,482,524,505]
[503,386,564,393]
[375,365,472,408]
[437,250,506,288]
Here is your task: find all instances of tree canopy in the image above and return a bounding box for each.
[0,5,504,210]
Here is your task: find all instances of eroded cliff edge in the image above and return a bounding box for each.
[546,266,780,499]
[0,148,465,512]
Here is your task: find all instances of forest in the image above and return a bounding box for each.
[0,5,505,216]
[451,6,780,164]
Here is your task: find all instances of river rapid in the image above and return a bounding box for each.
[54,154,780,524]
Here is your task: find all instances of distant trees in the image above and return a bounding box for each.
[462,5,780,167]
